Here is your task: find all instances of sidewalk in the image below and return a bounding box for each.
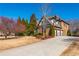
[0,36,76,56]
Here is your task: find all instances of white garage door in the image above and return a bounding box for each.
[57,30,61,36]
[61,31,63,36]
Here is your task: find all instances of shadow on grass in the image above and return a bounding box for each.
[63,38,79,42]
[0,36,24,40]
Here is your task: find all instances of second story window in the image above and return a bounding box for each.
[64,23,67,28]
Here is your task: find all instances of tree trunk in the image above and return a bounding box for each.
[5,34,7,39]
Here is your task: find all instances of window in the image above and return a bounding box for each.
[64,23,67,27]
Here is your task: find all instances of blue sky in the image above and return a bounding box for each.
[0,3,79,22]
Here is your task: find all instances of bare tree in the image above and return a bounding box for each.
[39,4,51,38]
[67,19,79,31]
[40,4,51,16]
[67,19,79,35]
[0,16,26,39]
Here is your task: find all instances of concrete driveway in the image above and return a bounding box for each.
[0,36,76,56]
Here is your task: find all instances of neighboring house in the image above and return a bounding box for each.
[76,28,79,36]
[37,15,69,37]
[73,27,79,36]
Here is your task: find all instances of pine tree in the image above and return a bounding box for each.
[29,14,37,35]
[67,29,71,36]
[17,17,26,36]
[21,18,26,25]
[30,14,37,26]
[24,19,29,35]
[17,16,21,25]
[25,19,28,28]
[21,18,26,33]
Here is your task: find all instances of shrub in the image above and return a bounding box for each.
[49,26,55,37]
[15,32,24,36]
[67,30,71,36]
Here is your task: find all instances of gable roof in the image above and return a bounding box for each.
[38,15,69,29]
[38,16,61,28]
[48,15,69,25]
[60,20,70,25]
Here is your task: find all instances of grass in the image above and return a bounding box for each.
[61,41,79,56]
[0,36,41,51]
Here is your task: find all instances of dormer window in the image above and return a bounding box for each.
[51,20,54,23]
[56,21,58,24]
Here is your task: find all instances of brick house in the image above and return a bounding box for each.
[60,20,69,36]
[37,15,69,37]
